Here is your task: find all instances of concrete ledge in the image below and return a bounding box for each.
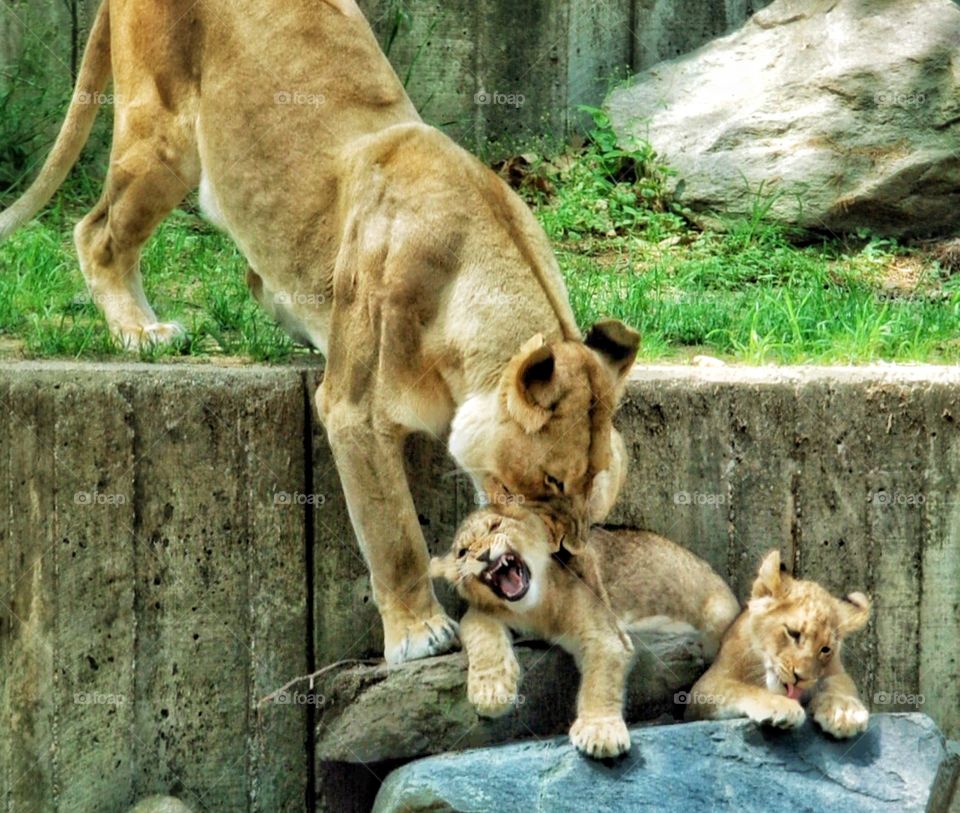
[1,362,958,812]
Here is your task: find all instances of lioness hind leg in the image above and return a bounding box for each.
[75,110,199,349]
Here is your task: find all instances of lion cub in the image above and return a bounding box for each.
[686,550,871,738]
[430,504,739,758]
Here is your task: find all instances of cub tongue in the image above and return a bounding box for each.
[785,683,802,701]
[497,567,525,599]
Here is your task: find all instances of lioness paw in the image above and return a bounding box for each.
[468,668,520,718]
[569,716,631,759]
[748,695,806,729]
[812,695,868,738]
[117,321,188,351]
[384,611,459,665]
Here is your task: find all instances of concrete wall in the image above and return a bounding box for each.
[2,362,957,812]
[0,1,771,187]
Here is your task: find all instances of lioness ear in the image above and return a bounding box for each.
[585,320,640,386]
[504,334,558,434]
[429,555,454,582]
[837,591,871,636]
[751,550,788,600]
[538,505,586,556]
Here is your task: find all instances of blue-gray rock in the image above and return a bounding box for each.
[373,714,947,813]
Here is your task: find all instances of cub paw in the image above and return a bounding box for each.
[569,716,631,759]
[384,611,459,665]
[748,695,806,729]
[468,668,520,718]
[812,695,869,739]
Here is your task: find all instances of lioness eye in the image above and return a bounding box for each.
[786,628,801,642]
[820,645,831,655]
[457,548,468,559]
[544,474,565,493]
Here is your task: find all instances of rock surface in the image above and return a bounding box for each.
[374,714,948,813]
[127,798,195,813]
[314,633,704,763]
[606,0,960,237]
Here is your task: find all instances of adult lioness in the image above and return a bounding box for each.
[0,0,640,663]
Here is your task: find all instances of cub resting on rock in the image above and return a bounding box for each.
[430,504,740,758]
[686,550,871,739]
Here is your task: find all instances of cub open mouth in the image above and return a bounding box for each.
[784,682,803,701]
[481,552,530,601]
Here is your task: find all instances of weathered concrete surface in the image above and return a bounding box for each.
[373,714,948,813]
[0,364,310,813]
[607,0,960,237]
[314,632,704,763]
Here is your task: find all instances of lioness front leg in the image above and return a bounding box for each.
[319,398,458,665]
[570,636,633,758]
[460,609,520,718]
[809,661,868,738]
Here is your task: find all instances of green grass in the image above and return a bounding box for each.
[1,114,958,364]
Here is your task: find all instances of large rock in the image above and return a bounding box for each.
[314,632,704,763]
[374,714,950,813]
[606,0,960,237]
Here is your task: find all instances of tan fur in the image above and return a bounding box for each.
[0,0,641,664]
[686,550,871,738]
[431,505,739,758]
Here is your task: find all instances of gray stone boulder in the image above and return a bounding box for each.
[374,714,950,813]
[127,798,194,813]
[606,0,960,238]
[314,632,704,763]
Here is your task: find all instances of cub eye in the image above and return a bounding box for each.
[457,548,468,559]
[489,519,502,531]
[544,474,565,494]
[820,645,831,655]
[786,628,801,642]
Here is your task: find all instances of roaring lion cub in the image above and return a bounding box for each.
[686,550,871,738]
[0,0,640,663]
[431,504,739,758]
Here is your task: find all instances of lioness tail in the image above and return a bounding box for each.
[0,1,111,241]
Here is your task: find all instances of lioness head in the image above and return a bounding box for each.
[449,319,640,530]
[430,504,575,613]
[747,550,870,701]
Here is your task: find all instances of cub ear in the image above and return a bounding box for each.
[585,320,640,385]
[751,549,790,600]
[503,334,558,434]
[837,591,871,636]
